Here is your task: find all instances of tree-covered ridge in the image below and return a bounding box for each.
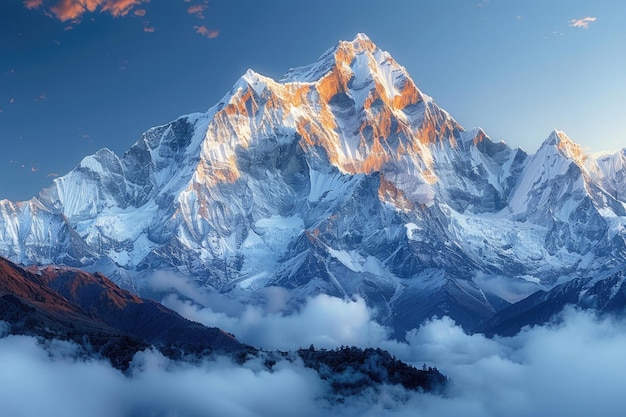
[295,345,447,396]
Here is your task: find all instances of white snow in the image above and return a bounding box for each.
[308,168,348,202]
[238,215,304,289]
[404,223,423,241]
[445,204,550,272]
[242,69,267,97]
[325,247,388,276]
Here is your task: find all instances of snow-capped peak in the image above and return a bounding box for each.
[240,68,272,96]
[543,129,588,167]
[281,33,396,86]
[353,32,372,42]
[461,127,488,144]
[593,149,626,201]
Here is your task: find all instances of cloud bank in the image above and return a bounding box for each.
[2,305,626,417]
[151,273,626,417]
[149,272,389,350]
[3,271,626,417]
[0,333,325,417]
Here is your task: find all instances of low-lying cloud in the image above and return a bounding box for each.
[150,272,389,350]
[164,292,389,351]
[0,332,325,417]
[376,308,626,417]
[473,271,546,303]
[152,273,626,417]
[3,274,626,417]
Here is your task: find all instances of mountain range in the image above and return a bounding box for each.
[1,33,624,336]
[0,254,447,396]
[0,256,245,368]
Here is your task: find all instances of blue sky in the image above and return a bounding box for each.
[0,0,624,200]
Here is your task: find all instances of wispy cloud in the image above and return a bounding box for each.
[116,59,129,71]
[187,4,206,19]
[27,0,148,22]
[23,0,44,9]
[25,1,217,39]
[569,16,597,29]
[49,0,93,21]
[103,0,143,16]
[35,92,47,102]
[194,25,219,39]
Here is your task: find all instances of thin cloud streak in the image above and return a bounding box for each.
[569,16,597,29]
[116,59,129,70]
[188,4,207,19]
[23,0,44,9]
[25,0,216,39]
[50,0,94,21]
[27,0,149,22]
[195,25,219,39]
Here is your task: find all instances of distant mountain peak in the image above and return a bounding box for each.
[281,33,400,90]
[353,32,372,42]
[336,31,382,61]
[201,33,460,191]
[545,129,588,165]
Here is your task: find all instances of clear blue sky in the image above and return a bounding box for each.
[1,0,624,200]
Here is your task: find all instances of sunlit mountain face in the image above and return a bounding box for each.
[1,33,625,417]
[0,34,624,336]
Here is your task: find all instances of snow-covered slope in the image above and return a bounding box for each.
[0,34,624,335]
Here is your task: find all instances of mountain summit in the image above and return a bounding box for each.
[0,34,624,335]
